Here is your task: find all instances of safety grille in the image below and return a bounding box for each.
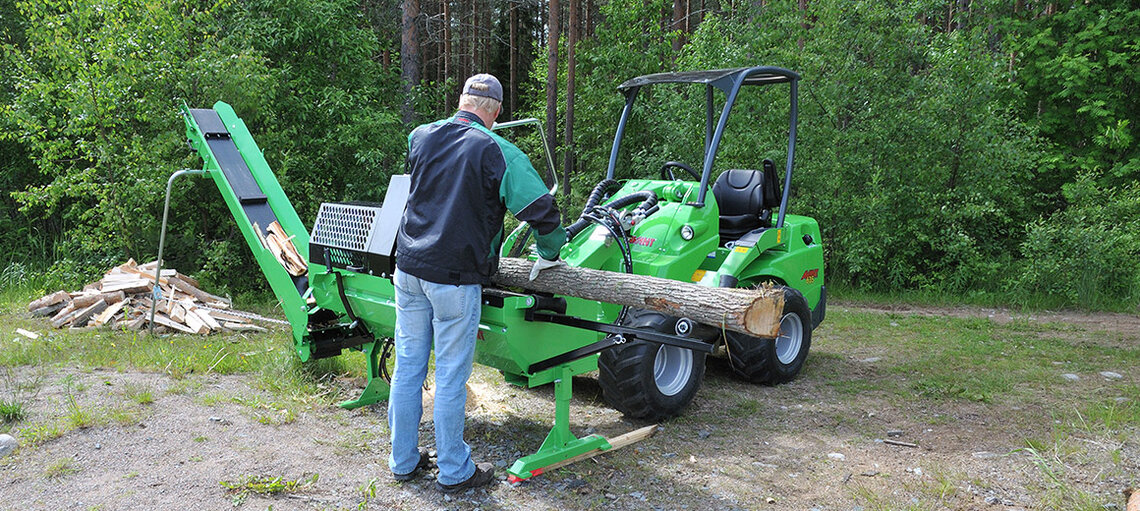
[311,202,383,252]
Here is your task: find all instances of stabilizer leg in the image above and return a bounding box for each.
[506,365,611,481]
[338,340,390,409]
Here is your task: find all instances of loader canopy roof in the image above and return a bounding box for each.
[617,67,799,93]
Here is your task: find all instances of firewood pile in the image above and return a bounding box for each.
[27,259,272,334]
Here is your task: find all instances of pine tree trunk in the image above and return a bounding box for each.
[444,0,452,107]
[510,2,518,116]
[563,0,578,209]
[400,0,421,124]
[545,0,561,162]
[493,258,785,338]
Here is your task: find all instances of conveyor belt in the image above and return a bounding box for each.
[188,108,308,296]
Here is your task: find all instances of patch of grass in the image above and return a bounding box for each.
[63,378,99,430]
[193,435,207,443]
[728,398,760,417]
[220,473,318,498]
[106,406,138,426]
[44,458,79,478]
[0,400,27,424]
[19,421,65,445]
[0,367,43,426]
[1018,444,1110,511]
[122,383,155,405]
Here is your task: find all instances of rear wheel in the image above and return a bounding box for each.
[598,309,706,421]
[723,286,812,384]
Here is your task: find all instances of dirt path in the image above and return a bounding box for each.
[1,305,1137,510]
[841,301,1140,337]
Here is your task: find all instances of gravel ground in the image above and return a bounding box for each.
[1,303,1137,510]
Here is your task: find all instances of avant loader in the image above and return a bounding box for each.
[171,66,825,481]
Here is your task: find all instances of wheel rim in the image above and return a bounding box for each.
[653,344,693,396]
[775,312,804,365]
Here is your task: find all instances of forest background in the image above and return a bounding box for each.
[0,0,1137,311]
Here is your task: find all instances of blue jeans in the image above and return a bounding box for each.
[388,268,482,485]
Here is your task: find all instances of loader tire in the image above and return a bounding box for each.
[723,286,812,384]
[598,309,706,421]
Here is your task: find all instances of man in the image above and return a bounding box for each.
[389,73,567,492]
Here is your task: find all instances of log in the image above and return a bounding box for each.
[182,308,209,334]
[492,258,784,338]
[152,313,196,334]
[167,276,231,307]
[267,221,307,276]
[92,299,129,327]
[31,302,67,318]
[186,304,222,331]
[1127,488,1139,511]
[69,299,108,328]
[101,279,152,294]
[73,290,125,308]
[28,290,70,312]
[50,304,79,329]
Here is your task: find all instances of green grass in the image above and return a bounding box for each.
[220,474,318,496]
[828,281,1140,313]
[44,458,79,478]
[0,400,27,423]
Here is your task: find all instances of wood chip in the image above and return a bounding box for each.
[16,328,40,340]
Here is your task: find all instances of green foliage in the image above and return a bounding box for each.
[1,0,407,294]
[1010,1,1140,189]
[1015,173,1140,309]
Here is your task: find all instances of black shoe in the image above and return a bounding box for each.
[392,447,433,482]
[436,462,494,493]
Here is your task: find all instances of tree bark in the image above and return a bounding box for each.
[545,0,561,162]
[671,0,686,53]
[400,0,421,124]
[444,0,452,107]
[563,0,578,209]
[509,1,518,116]
[492,258,785,338]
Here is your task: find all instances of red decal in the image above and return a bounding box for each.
[627,236,655,247]
[801,269,819,284]
[476,330,485,341]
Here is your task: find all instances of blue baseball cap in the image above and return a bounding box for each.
[462,73,503,102]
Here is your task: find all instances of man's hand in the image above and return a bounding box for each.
[529,257,567,281]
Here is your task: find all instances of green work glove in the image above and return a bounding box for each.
[529,257,567,281]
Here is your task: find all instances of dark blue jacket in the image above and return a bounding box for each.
[396,110,566,285]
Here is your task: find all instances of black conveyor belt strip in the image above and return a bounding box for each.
[188,108,308,296]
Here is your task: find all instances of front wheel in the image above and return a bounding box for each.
[723,286,812,384]
[598,309,706,421]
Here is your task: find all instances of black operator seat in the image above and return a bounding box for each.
[712,158,782,243]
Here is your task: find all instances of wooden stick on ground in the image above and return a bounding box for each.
[493,257,785,338]
[883,439,919,448]
[1126,488,1139,511]
[522,424,659,478]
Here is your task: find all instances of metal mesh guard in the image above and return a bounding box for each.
[311,203,382,252]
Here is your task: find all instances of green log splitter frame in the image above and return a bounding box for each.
[172,65,825,483]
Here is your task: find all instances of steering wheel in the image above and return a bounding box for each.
[659,161,701,181]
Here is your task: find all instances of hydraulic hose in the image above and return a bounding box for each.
[565,179,621,239]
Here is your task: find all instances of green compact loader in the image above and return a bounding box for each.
[171,65,824,482]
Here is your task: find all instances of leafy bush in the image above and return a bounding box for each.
[1015,173,1140,309]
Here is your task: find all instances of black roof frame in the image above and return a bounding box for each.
[604,66,800,227]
